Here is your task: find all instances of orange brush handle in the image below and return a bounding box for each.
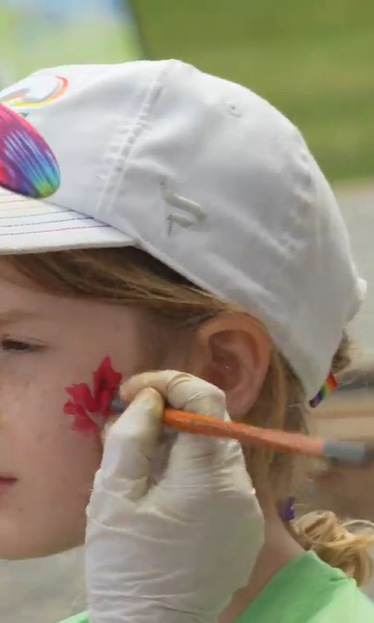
[163,408,324,458]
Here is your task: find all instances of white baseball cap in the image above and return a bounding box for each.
[0,60,366,400]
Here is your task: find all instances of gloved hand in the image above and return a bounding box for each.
[85,371,264,623]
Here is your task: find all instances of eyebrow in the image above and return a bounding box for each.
[0,310,43,328]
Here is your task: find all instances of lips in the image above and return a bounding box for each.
[0,476,16,498]
[0,475,17,486]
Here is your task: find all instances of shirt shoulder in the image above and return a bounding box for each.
[308,585,374,622]
[236,552,374,623]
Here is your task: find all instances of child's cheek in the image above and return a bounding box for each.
[63,356,123,435]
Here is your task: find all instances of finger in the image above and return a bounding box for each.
[121,370,226,419]
[165,429,247,489]
[100,388,164,499]
[100,416,117,444]
[123,371,233,466]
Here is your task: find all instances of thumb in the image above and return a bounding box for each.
[100,388,164,499]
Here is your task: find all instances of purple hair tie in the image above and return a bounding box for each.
[280,496,295,521]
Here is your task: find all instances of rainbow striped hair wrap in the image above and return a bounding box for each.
[0,103,60,199]
[309,371,337,408]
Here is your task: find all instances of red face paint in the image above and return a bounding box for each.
[63,357,123,434]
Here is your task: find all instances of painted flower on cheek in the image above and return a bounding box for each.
[63,357,122,433]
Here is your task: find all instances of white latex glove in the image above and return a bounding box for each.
[85,371,264,623]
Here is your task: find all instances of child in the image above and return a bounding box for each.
[0,60,373,622]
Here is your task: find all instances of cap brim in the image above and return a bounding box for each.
[0,187,133,254]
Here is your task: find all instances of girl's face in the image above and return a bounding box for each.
[0,259,144,560]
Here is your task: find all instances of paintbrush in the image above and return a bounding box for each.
[111,397,374,467]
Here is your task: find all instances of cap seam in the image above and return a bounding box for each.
[97,62,176,222]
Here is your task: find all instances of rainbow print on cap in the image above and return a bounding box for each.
[0,103,60,199]
[309,371,337,408]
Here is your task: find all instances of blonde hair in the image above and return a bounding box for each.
[6,247,374,586]
[293,513,374,587]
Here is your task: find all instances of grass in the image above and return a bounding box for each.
[133,0,374,182]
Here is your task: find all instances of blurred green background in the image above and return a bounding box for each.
[1,0,374,183]
[134,0,374,183]
[0,2,140,81]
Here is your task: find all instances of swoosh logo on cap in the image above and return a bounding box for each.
[0,75,68,117]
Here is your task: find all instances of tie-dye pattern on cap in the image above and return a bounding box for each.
[0,103,60,199]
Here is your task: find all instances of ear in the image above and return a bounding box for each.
[186,313,272,419]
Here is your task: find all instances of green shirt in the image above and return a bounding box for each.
[59,614,87,623]
[60,552,374,623]
[237,551,374,622]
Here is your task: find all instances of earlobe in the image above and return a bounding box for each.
[188,314,272,420]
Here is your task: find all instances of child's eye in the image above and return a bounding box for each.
[1,338,42,353]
